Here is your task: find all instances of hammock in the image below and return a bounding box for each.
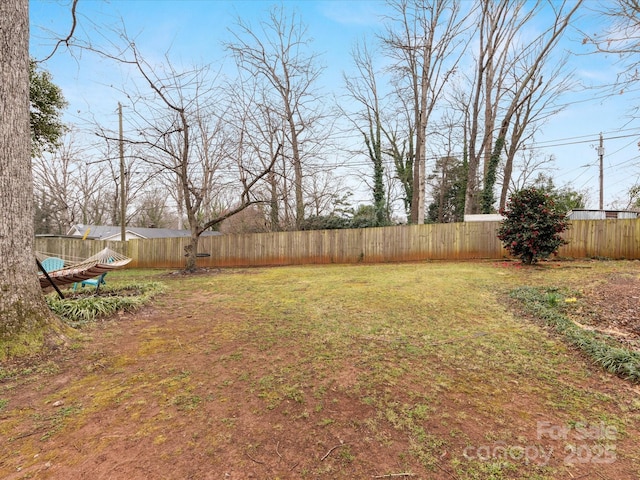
[38,247,131,289]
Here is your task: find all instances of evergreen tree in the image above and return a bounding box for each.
[29,60,67,155]
[497,186,569,264]
[427,156,466,223]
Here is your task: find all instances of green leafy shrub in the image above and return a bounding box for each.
[46,282,164,328]
[300,214,350,230]
[497,186,569,264]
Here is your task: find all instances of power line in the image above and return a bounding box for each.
[606,137,639,158]
[532,127,640,145]
[335,128,640,169]
[533,85,640,116]
[527,131,640,150]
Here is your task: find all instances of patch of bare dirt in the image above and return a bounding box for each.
[570,272,640,350]
[0,301,419,480]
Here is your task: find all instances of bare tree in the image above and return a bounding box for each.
[154,166,187,229]
[223,72,288,232]
[479,0,583,213]
[427,110,466,223]
[225,5,326,230]
[343,41,392,226]
[33,127,153,234]
[129,187,172,228]
[382,0,469,224]
[497,52,576,210]
[89,37,279,271]
[508,150,556,193]
[303,171,349,219]
[218,205,269,234]
[463,0,538,215]
[0,0,65,350]
[460,0,582,214]
[584,0,640,92]
[33,131,82,234]
[75,161,113,226]
[385,110,415,219]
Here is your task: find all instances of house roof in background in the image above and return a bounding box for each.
[67,225,222,240]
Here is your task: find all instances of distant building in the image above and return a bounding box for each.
[463,214,504,222]
[567,210,639,220]
[463,210,639,222]
[65,224,222,241]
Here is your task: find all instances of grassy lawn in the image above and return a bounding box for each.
[1,260,639,479]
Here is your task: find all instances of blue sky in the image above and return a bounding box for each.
[29,0,640,211]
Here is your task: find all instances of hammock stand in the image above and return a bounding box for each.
[37,248,131,294]
[37,258,65,299]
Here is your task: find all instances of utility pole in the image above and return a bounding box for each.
[598,132,604,210]
[118,102,126,242]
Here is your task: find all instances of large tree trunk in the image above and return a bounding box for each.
[285,103,304,230]
[269,170,279,231]
[411,96,427,224]
[184,233,200,272]
[0,0,66,355]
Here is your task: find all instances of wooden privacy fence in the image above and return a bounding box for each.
[127,221,505,268]
[35,238,127,262]
[34,219,640,269]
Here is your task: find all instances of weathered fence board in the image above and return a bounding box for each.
[35,238,127,261]
[34,219,640,269]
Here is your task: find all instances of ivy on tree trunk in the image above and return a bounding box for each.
[481,136,505,214]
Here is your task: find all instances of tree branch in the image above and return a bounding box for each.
[39,0,79,63]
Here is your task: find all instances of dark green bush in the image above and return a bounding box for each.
[497,186,569,264]
[299,215,350,230]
